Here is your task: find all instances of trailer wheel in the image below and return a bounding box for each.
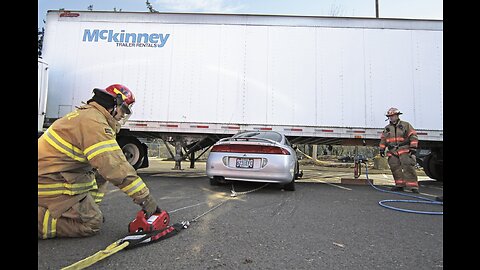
[117,136,145,170]
[422,154,443,182]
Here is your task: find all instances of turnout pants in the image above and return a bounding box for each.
[38,194,103,239]
[387,153,419,190]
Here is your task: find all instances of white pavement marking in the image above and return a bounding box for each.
[317,173,351,178]
[417,192,439,198]
[423,185,443,191]
[317,180,352,190]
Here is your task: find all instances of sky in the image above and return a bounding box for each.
[38,0,443,28]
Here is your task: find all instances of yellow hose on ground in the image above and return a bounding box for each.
[61,240,129,270]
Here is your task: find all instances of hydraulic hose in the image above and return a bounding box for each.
[363,163,443,215]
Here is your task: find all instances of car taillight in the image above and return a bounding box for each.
[210,144,290,155]
[210,145,231,152]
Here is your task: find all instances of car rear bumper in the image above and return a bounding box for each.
[206,153,295,184]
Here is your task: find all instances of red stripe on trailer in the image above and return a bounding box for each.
[191,125,209,128]
[221,126,240,129]
[353,130,365,133]
[321,129,334,132]
[290,128,303,131]
[135,123,147,127]
[259,127,272,130]
[166,124,178,128]
[60,12,80,17]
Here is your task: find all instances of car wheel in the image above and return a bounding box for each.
[283,178,295,191]
[283,180,295,191]
[210,176,224,186]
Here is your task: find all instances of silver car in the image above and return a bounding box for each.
[206,130,301,191]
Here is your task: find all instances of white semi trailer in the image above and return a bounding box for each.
[38,58,49,135]
[41,10,443,180]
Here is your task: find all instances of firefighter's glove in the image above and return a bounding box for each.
[409,149,417,155]
[379,149,385,157]
[140,195,160,218]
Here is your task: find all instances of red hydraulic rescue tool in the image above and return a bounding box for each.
[129,209,170,233]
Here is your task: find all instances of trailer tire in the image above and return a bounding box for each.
[422,154,443,182]
[422,155,434,179]
[117,136,146,170]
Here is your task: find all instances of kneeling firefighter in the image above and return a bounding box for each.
[38,84,166,239]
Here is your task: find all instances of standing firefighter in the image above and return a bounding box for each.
[38,84,166,239]
[379,107,420,193]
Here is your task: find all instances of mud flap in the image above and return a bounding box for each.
[139,143,149,169]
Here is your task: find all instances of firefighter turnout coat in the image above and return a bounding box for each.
[38,101,151,239]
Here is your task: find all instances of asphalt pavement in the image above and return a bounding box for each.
[38,160,443,269]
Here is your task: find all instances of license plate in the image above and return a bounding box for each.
[236,158,254,168]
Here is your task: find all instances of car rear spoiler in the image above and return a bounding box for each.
[219,137,279,145]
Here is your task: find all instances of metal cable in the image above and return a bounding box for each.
[190,183,269,222]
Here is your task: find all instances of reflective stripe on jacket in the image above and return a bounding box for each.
[41,209,57,239]
[379,119,418,156]
[38,101,150,219]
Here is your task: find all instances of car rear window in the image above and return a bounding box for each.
[233,131,282,143]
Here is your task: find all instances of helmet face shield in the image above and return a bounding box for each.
[95,84,136,125]
[116,103,133,126]
[120,102,133,115]
[117,111,132,126]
